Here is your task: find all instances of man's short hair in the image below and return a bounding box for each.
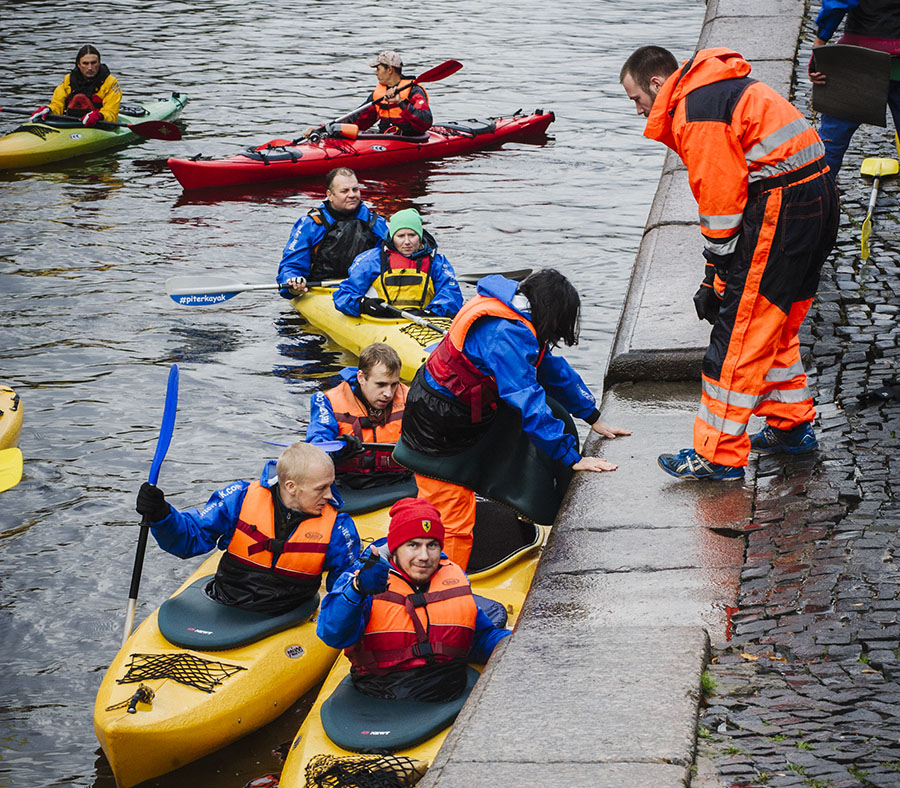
[358,342,401,377]
[620,46,679,92]
[325,167,357,191]
[277,442,331,484]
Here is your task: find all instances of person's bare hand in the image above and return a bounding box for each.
[572,456,618,472]
[286,276,308,294]
[590,420,632,439]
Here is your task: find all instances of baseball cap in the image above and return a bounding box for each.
[369,50,403,68]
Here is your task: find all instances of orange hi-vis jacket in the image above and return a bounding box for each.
[425,295,541,422]
[227,481,336,579]
[373,80,429,123]
[325,379,407,442]
[347,559,477,675]
[643,48,826,261]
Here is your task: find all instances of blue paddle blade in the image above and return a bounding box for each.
[169,291,240,306]
[148,364,179,485]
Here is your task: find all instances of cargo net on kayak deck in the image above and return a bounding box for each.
[116,652,247,694]
[305,754,428,788]
[398,318,451,347]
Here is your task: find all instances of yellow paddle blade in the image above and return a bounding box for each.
[861,212,872,260]
[861,157,899,177]
[0,447,23,492]
[895,131,900,160]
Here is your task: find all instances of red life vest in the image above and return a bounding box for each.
[372,79,429,123]
[347,560,477,675]
[425,295,543,422]
[227,481,336,579]
[325,379,408,473]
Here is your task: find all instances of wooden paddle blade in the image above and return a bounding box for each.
[0,448,24,493]
[861,213,872,260]
[860,157,899,177]
[416,59,463,83]
[128,120,182,141]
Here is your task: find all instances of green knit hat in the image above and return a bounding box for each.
[388,208,423,240]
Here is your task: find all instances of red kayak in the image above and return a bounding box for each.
[167,109,554,190]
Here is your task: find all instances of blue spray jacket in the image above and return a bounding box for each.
[423,275,599,467]
[277,202,389,298]
[331,236,463,318]
[316,538,510,662]
[148,460,360,592]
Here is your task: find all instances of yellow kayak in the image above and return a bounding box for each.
[93,477,414,788]
[291,287,450,382]
[0,385,23,449]
[278,505,548,788]
[0,93,187,169]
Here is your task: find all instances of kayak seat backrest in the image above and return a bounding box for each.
[239,148,303,163]
[158,576,318,651]
[434,120,497,137]
[467,500,539,574]
[336,475,419,516]
[321,666,480,753]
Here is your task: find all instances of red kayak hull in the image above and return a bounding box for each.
[167,111,554,190]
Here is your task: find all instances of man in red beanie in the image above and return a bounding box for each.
[316,497,510,701]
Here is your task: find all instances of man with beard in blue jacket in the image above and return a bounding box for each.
[332,208,462,319]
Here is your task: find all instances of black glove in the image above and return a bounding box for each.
[692,261,723,324]
[331,434,364,462]
[360,297,395,318]
[136,482,170,522]
[352,549,390,595]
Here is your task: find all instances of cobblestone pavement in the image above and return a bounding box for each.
[695,14,900,788]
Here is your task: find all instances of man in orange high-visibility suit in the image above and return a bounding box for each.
[621,46,839,480]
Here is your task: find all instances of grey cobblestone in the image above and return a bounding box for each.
[696,10,900,788]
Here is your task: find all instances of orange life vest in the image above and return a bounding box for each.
[425,295,541,421]
[325,379,407,442]
[372,79,429,122]
[347,560,477,675]
[227,481,336,579]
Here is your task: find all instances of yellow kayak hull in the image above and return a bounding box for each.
[277,524,549,787]
[291,287,450,382]
[0,93,187,169]
[94,504,390,787]
[0,385,23,449]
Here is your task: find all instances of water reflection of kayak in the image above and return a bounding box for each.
[291,286,451,383]
[0,385,23,449]
[93,475,416,788]
[0,93,188,169]
[167,110,555,191]
[277,503,548,788]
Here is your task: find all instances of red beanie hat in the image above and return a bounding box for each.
[387,498,444,553]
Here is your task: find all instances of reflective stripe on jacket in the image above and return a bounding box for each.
[643,48,826,259]
[227,481,336,578]
[372,249,435,309]
[346,560,476,675]
[426,294,539,422]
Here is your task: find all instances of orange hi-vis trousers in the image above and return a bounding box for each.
[694,164,839,468]
[414,474,476,571]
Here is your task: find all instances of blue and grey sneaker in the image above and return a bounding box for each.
[657,448,744,481]
[749,422,818,455]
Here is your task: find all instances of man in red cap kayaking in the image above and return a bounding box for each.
[277,167,389,297]
[135,442,360,615]
[332,207,462,319]
[342,50,433,137]
[316,497,509,702]
[306,342,412,486]
[620,46,839,481]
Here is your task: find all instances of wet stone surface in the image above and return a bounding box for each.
[696,14,900,788]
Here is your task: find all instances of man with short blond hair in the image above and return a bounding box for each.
[136,442,360,614]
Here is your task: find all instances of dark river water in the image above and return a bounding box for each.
[1,2,705,786]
